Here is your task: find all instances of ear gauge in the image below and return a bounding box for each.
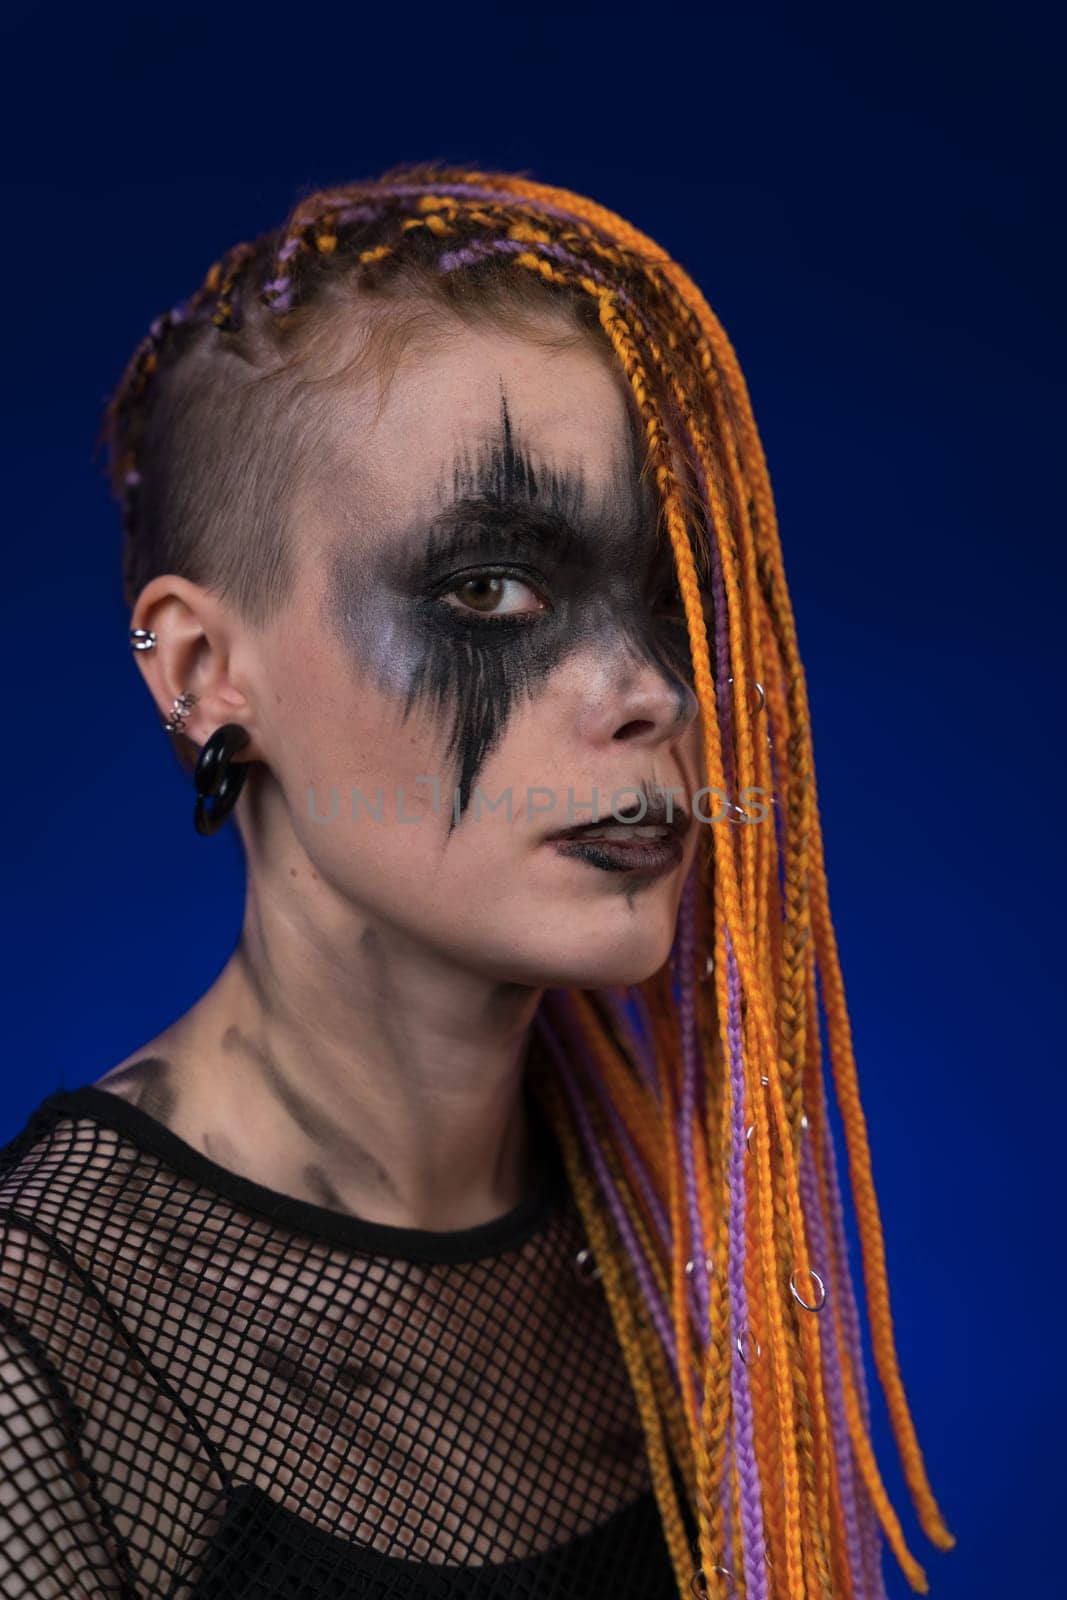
[162,698,250,834]
[193,723,251,836]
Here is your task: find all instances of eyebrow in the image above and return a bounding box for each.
[426,495,585,555]
[423,488,657,558]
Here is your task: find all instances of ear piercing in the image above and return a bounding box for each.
[163,691,197,735]
[127,624,249,834]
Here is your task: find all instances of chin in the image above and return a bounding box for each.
[441,888,682,989]
[564,953,672,988]
[523,929,676,990]
[521,888,682,987]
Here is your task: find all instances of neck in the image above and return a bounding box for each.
[157,875,547,1231]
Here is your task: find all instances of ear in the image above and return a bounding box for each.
[128,575,265,767]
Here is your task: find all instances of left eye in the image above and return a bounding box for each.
[654,585,688,618]
[654,584,716,623]
[440,573,550,618]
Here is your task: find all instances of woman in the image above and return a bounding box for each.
[0,164,954,1598]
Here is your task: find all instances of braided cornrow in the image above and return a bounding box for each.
[100,162,955,1598]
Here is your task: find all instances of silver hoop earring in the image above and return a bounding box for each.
[129,627,156,651]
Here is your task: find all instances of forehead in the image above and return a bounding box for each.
[316,320,654,535]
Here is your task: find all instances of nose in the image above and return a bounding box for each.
[575,646,701,749]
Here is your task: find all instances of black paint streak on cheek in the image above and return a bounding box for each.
[407,636,515,830]
[402,623,573,831]
[408,395,601,827]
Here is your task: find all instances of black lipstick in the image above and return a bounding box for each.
[546,791,690,877]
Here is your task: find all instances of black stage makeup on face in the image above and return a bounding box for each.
[323,386,708,825]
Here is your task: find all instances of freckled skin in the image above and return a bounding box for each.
[322,388,706,823]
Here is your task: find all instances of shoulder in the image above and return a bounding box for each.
[0,1098,120,1282]
[0,1087,157,1328]
[89,1052,181,1124]
[0,1090,167,1403]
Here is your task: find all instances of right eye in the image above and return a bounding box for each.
[437,570,552,622]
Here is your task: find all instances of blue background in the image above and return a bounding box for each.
[1,3,1062,1596]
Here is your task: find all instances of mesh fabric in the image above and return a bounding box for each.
[0,1086,688,1598]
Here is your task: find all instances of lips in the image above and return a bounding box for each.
[545,793,691,877]
[546,793,691,845]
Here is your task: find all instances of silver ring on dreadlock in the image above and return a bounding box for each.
[163,691,197,735]
[690,1563,736,1598]
[789,1267,827,1313]
[726,676,766,713]
[129,628,156,651]
[736,1329,762,1364]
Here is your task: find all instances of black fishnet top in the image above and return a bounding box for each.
[0,1085,689,1598]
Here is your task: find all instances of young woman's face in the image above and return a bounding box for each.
[247,317,707,987]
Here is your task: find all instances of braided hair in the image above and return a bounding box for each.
[100,162,955,1599]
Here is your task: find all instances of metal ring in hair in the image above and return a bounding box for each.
[193,723,251,836]
[789,1266,827,1313]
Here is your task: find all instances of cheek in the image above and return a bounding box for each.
[263,622,458,834]
[292,751,534,960]
[326,577,430,710]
